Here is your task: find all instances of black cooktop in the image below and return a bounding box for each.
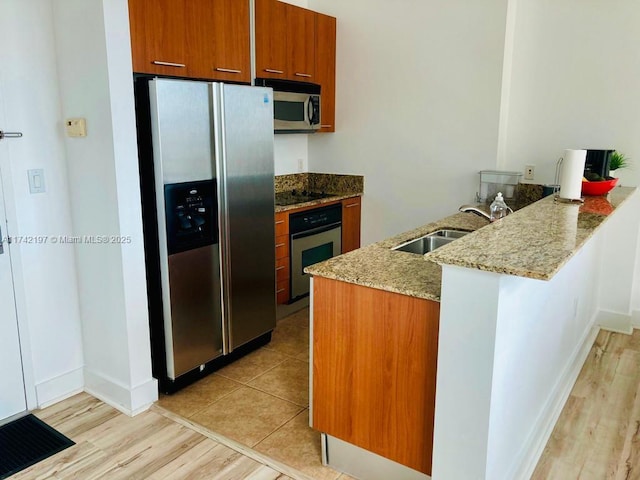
[275,189,335,206]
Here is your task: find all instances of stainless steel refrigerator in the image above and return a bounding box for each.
[135,78,276,393]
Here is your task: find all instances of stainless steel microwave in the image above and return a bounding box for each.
[255,78,321,133]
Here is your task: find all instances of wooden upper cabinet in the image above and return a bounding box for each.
[341,197,361,253]
[186,0,251,83]
[315,12,336,132]
[129,0,188,76]
[255,0,288,79]
[286,4,316,81]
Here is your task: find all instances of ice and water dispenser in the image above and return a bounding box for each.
[164,180,217,255]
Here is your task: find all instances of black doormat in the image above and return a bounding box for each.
[0,414,74,479]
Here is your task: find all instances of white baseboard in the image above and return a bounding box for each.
[36,367,84,409]
[597,309,633,334]
[84,368,158,416]
[632,310,640,329]
[512,322,599,480]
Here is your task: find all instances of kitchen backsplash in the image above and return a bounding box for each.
[275,173,364,195]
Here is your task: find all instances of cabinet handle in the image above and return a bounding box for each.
[276,243,286,248]
[345,202,360,208]
[152,61,186,68]
[295,72,312,78]
[276,266,286,271]
[277,288,286,294]
[215,68,242,74]
[275,220,285,225]
[321,125,333,128]
[264,68,284,74]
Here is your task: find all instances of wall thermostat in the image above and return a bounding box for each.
[65,118,87,137]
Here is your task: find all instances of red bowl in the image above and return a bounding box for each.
[581,178,618,196]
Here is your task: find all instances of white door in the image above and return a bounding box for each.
[0,136,27,423]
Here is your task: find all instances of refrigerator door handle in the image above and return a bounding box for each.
[211,82,232,355]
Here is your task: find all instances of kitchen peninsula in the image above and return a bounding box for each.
[306,187,640,480]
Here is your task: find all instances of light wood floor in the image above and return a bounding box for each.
[14,328,640,479]
[15,392,293,480]
[532,328,640,479]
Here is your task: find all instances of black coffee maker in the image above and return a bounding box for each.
[584,149,615,178]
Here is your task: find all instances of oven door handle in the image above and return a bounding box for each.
[291,221,342,240]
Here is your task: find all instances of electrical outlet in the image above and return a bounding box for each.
[525,165,535,181]
[297,158,304,172]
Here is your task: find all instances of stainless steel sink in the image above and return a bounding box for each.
[392,229,470,254]
[425,229,469,239]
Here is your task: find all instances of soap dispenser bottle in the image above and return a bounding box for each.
[490,192,509,222]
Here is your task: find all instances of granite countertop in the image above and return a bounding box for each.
[275,192,362,213]
[305,212,488,301]
[429,186,637,280]
[274,172,364,213]
[305,186,637,301]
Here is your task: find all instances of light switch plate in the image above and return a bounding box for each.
[66,118,87,137]
[28,169,46,194]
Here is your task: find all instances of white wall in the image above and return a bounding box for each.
[274,135,308,175]
[501,0,640,186]
[307,0,509,245]
[487,238,601,479]
[435,230,602,479]
[0,0,84,408]
[52,0,156,414]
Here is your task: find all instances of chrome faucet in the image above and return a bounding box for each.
[459,204,514,221]
[459,205,491,221]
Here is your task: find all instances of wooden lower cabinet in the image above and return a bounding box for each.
[275,212,290,304]
[341,197,361,253]
[312,276,439,475]
[275,197,362,305]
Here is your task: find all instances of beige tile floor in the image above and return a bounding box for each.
[157,307,350,480]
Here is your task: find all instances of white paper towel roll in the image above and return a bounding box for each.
[559,149,586,200]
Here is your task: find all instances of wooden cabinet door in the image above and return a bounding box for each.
[255,0,288,79]
[129,0,188,76]
[275,212,290,304]
[341,197,361,253]
[315,13,336,132]
[186,0,250,83]
[313,277,439,475]
[286,4,316,81]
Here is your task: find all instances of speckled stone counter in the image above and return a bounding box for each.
[275,172,364,195]
[305,213,488,301]
[275,193,363,213]
[305,186,637,300]
[429,187,636,280]
[274,172,364,213]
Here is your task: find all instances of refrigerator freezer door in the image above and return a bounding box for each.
[149,79,215,184]
[215,84,276,350]
[167,244,223,379]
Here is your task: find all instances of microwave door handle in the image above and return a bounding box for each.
[308,98,319,126]
[307,98,313,126]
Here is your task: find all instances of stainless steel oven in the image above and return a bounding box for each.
[290,204,341,300]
